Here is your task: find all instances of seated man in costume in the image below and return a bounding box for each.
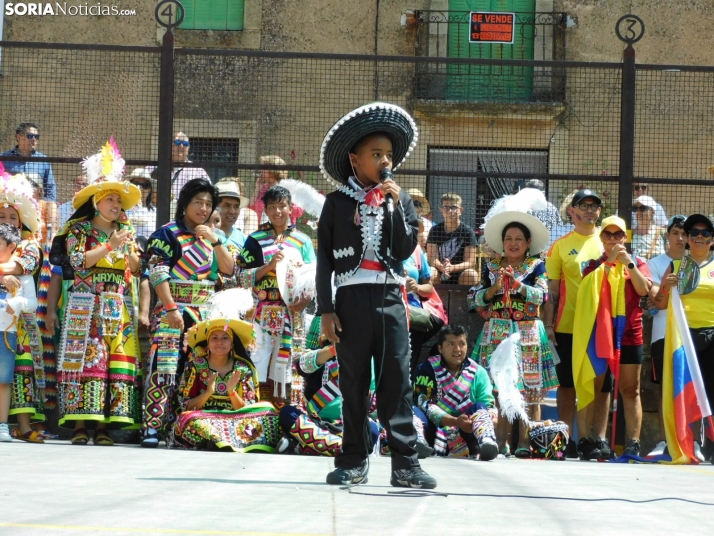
[413,324,499,461]
[237,185,315,404]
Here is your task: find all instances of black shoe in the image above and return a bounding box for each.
[390,467,437,489]
[622,439,641,457]
[565,438,578,459]
[326,461,368,485]
[577,438,602,460]
[415,439,434,459]
[596,437,612,460]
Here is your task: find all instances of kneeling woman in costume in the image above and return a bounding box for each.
[468,189,558,458]
[170,292,280,452]
[51,140,142,445]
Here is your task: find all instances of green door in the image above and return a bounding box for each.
[446,0,535,101]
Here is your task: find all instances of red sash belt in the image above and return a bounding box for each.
[360,259,385,272]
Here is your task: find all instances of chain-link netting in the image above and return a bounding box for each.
[0,43,713,265]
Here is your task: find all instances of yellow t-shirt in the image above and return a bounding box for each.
[545,230,603,334]
[677,258,714,329]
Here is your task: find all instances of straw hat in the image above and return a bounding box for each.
[187,289,255,350]
[215,179,249,209]
[406,188,431,215]
[73,137,141,211]
[319,102,418,187]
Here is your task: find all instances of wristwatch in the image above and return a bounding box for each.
[211,240,222,247]
[627,262,635,269]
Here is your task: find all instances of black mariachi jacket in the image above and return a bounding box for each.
[316,183,419,314]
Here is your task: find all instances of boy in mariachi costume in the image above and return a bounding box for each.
[317,102,437,489]
[413,325,499,460]
[237,185,315,403]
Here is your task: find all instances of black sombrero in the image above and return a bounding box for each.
[319,102,418,186]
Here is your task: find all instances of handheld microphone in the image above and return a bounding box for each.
[380,167,395,214]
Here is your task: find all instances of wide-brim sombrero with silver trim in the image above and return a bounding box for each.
[319,102,418,187]
[0,173,42,234]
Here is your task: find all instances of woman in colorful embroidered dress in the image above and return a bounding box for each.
[0,170,46,443]
[170,316,280,451]
[237,185,315,404]
[50,139,142,445]
[142,178,235,448]
[468,194,558,458]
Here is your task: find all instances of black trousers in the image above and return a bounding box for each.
[334,284,419,470]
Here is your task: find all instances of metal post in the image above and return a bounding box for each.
[618,43,636,233]
[615,15,645,237]
[156,29,175,228]
[155,0,185,227]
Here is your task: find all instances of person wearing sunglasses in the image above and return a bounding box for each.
[146,132,210,215]
[654,214,714,462]
[632,184,668,230]
[575,216,652,459]
[645,215,687,457]
[544,188,609,458]
[1,122,57,204]
[632,196,666,260]
[125,168,157,238]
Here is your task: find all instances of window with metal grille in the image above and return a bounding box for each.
[188,137,240,183]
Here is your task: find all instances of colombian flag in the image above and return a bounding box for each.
[662,288,714,464]
[573,263,627,410]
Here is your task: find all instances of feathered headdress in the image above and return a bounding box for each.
[186,288,255,350]
[81,136,125,183]
[482,188,551,255]
[72,137,140,211]
[280,178,326,218]
[0,169,42,233]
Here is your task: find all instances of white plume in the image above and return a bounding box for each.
[280,178,325,218]
[489,332,530,425]
[482,188,548,229]
[206,288,255,320]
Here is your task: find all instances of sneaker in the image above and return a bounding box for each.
[595,437,611,460]
[140,428,159,448]
[577,438,602,461]
[415,438,434,459]
[648,440,667,457]
[694,441,706,463]
[276,436,299,454]
[0,423,12,443]
[623,439,641,457]
[478,438,499,462]
[390,467,437,489]
[326,461,368,485]
[564,438,578,459]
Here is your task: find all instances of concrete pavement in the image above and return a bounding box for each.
[1,441,713,535]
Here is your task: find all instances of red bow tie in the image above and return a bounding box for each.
[364,186,384,208]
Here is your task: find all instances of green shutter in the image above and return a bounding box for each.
[192,0,212,30]
[446,0,535,101]
[211,0,228,30]
[178,0,194,29]
[226,0,245,31]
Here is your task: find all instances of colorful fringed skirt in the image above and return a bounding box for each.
[57,269,141,428]
[170,401,281,452]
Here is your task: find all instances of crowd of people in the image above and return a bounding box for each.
[0,109,711,493]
